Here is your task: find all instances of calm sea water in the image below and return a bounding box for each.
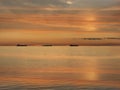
[0,46,120,90]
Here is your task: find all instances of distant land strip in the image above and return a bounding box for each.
[0,37,120,46]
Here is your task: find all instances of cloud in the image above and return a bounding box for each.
[0,0,119,34]
[0,12,119,34]
[0,0,120,10]
[102,6,120,11]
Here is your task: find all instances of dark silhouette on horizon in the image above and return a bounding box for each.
[42,44,53,46]
[69,44,79,46]
[17,44,28,46]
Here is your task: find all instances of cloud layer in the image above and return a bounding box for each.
[0,0,120,45]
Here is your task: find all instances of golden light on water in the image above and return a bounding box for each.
[0,0,120,89]
[85,72,98,81]
[0,47,120,88]
[84,59,99,81]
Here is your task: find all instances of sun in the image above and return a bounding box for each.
[86,16,96,21]
[83,24,97,31]
[85,14,96,21]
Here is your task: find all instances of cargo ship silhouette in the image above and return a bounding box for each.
[15,37,120,46]
[17,44,28,46]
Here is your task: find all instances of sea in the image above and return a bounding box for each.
[0,46,120,90]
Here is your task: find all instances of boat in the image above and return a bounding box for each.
[42,44,53,46]
[17,44,28,46]
[69,44,79,46]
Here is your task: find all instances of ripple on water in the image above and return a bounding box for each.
[0,84,119,90]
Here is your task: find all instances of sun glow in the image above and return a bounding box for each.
[86,72,98,81]
[83,24,97,31]
[83,59,99,81]
[86,16,96,21]
[84,12,97,22]
[83,13,97,31]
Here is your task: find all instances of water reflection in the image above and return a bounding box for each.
[0,46,120,89]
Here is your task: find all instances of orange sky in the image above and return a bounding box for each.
[0,29,120,45]
[0,0,120,45]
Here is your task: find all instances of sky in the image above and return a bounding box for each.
[0,0,120,45]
